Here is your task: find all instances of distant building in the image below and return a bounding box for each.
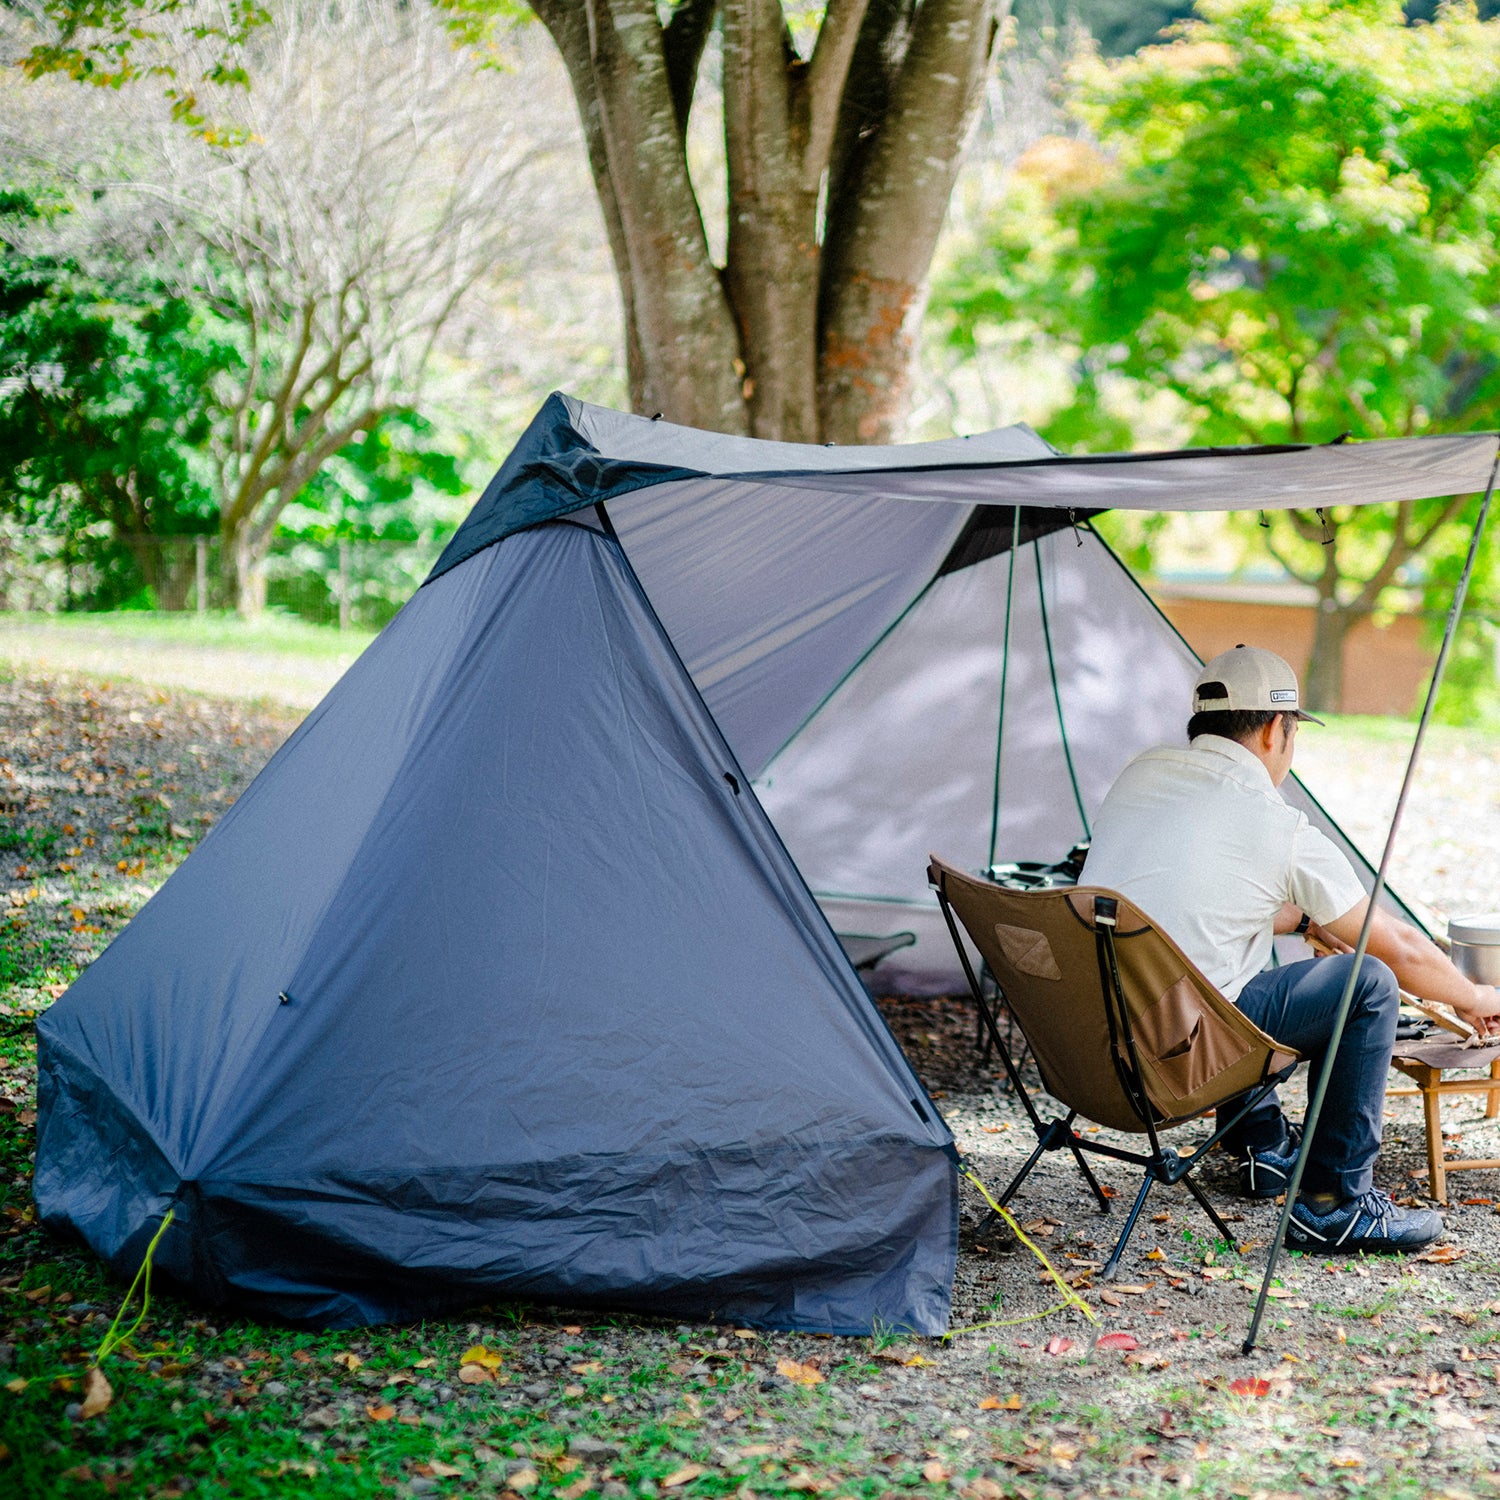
[1147,577,1433,718]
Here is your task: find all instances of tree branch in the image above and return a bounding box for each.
[662,0,720,136]
[798,0,872,192]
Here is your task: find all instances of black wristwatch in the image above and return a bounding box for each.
[1294,911,1312,937]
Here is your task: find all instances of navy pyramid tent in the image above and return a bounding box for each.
[35,394,1500,1332]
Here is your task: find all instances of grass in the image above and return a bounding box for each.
[0,610,377,661]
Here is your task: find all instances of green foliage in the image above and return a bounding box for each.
[0,189,230,606]
[942,0,1500,449]
[935,0,1500,713]
[19,0,270,141]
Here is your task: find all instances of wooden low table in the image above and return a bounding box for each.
[1388,1002,1500,1204]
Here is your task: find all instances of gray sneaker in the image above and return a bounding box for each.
[1238,1124,1301,1199]
[1284,1187,1443,1254]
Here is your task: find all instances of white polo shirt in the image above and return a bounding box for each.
[1080,735,1367,1000]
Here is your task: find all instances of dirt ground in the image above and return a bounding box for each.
[6,665,1500,1498]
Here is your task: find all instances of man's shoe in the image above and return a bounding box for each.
[1238,1125,1302,1199]
[1284,1187,1443,1254]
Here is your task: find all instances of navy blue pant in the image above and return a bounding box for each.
[1219,953,1400,1200]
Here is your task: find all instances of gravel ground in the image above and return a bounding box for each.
[9,665,1500,1496]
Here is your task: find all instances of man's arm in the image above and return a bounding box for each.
[1320,899,1500,1035]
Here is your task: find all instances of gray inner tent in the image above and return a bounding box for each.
[535,400,1497,993]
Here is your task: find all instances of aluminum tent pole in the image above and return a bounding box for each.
[1244,453,1500,1356]
[986,507,1023,871]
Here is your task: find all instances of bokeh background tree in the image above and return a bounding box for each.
[935,0,1500,709]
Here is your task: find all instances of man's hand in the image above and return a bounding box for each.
[1323,899,1500,1035]
[1454,983,1500,1038]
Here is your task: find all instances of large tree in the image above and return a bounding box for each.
[936,0,1500,709]
[22,0,1008,444]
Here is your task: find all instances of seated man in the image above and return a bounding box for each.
[1083,645,1500,1253]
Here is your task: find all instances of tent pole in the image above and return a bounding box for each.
[1033,541,1091,839]
[1244,454,1500,1356]
[987,508,1023,870]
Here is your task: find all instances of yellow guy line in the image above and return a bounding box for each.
[945,1167,1097,1338]
[94,1208,176,1367]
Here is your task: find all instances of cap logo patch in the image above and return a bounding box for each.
[1269,689,1296,703]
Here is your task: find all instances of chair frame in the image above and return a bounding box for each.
[934,871,1296,1279]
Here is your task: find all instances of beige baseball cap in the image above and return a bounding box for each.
[1192,644,1325,725]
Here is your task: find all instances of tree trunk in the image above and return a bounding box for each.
[533,0,1002,444]
[1304,597,1357,714]
[818,0,1001,444]
[224,523,268,619]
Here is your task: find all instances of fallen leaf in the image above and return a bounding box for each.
[1094,1332,1139,1352]
[978,1393,1022,1410]
[1145,1249,1166,1261]
[661,1464,705,1488]
[461,1345,503,1371]
[428,1460,463,1478]
[776,1358,824,1386]
[1415,1245,1465,1264]
[562,1384,585,1398]
[570,1361,603,1375]
[1229,1378,1272,1398]
[922,1461,951,1483]
[733,1329,757,1339]
[1050,1441,1079,1466]
[1098,1289,1123,1307]
[1112,1285,1150,1295]
[365,1403,396,1421]
[78,1368,112,1419]
[1329,1450,1364,1468]
[562,1325,583,1335]
[333,1352,362,1371]
[414,1357,436,1369]
[558,1480,593,1500]
[1044,1336,1073,1356]
[508,1466,540,1490]
[1461,1198,1493,1206]
[458,1364,493,1385]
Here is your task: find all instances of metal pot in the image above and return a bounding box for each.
[1449,913,1500,985]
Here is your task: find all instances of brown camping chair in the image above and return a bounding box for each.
[929,857,1303,1278]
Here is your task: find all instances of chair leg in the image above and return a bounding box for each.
[1101,1174,1154,1281]
[1487,1058,1500,1120]
[1181,1171,1238,1250]
[1068,1140,1112,1214]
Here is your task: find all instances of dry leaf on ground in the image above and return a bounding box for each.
[661,1464,705,1488]
[776,1358,824,1386]
[79,1367,112,1419]
[978,1393,1022,1410]
[1229,1377,1272,1398]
